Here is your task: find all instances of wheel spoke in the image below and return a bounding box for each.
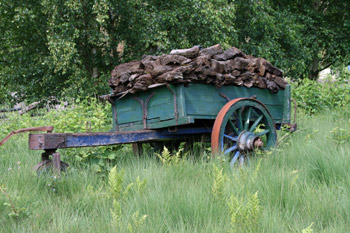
[256,129,270,137]
[239,155,245,166]
[244,107,252,130]
[230,151,240,167]
[228,119,239,135]
[224,134,237,142]
[224,145,237,155]
[238,109,243,130]
[249,115,263,132]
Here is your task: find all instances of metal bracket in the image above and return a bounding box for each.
[219,92,230,102]
[85,121,92,133]
[112,102,119,131]
[280,98,297,132]
[168,127,178,133]
[289,98,297,132]
[133,92,156,129]
[220,92,257,103]
[108,97,120,132]
[166,84,178,125]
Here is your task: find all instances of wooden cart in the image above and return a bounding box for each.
[1,83,295,171]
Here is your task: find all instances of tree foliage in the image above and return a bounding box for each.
[234,0,350,80]
[0,0,236,102]
[0,0,349,102]
[234,0,307,79]
[0,0,53,102]
[284,0,350,80]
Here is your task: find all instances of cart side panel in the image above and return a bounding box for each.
[183,84,226,118]
[282,84,291,124]
[114,87,172,129]
[112,85,193,131]
[183,84,285,122]
[112,83,290,131]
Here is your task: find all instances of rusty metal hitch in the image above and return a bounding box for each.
[0,126,66,175]
[0,126,54,147]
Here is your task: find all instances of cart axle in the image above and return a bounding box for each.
[237,130,263,152]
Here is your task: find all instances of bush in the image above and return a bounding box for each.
[0,97,118,171]
[292,79,350,114]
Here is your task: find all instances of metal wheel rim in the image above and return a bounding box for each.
[211,98,277,167]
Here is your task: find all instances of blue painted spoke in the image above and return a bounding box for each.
[239,155,245,166]
[230,151,240,167]
[244,107,252,131]
[224,134,237,141]
[224,145,237,155]
[249,115,264,132]
[256,130,270,137]
[228,119,239,135]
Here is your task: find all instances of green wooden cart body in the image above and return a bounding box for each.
[111,83,291,132]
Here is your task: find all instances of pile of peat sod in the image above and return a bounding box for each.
[109,44,287,95]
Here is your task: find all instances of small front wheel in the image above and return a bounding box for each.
[211,98,277,166]
[34,160,69,175]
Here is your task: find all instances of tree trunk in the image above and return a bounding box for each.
[309,56,319,80]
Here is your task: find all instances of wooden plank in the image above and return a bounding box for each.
[118,117,194,131]
[115,98,143,123]
[186,100,226,116]
[29,126,209,150]
[183,84,284,105]
[183,83,285,121]
[112,83,288,131]
[115,86,175,125]
[177,84,187,118]
[282,84,291,124]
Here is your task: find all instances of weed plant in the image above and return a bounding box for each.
[1,81,350,232]
[1,106,350,232]
[292,78,350,114]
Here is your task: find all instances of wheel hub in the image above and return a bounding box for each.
[237,130,263,152]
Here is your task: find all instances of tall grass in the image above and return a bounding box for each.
[1,107,350,232]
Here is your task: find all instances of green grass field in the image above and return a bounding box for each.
[1,108,350,233]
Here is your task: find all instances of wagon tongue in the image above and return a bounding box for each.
[237,130,263,152]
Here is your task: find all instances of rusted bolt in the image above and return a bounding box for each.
[254,138,264,148]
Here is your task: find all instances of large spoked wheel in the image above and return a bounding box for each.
[211,98,277,167]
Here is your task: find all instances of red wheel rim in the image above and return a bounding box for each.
[211,98,276,159]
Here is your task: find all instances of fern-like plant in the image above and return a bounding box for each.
[108,166,124,228]
[301,222,314,233]
[108,166,124,201]
[227,194,240,232]
[127,210,148,233]
[245,192,261,230]
[212,164,228,200]
[156,147,185,165]
[226,192,261,233]
[108,166,147,231]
